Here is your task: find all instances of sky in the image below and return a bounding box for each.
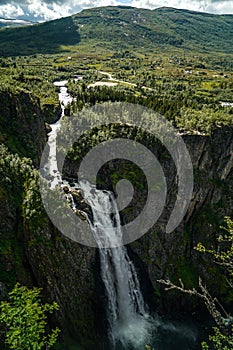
[0,0,232,22]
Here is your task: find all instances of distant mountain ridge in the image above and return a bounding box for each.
[0,6,232,56]
[0,17,35,28]
[73,6,233,52]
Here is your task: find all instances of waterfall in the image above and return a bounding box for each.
[43,78,198,350]
[42,78,199,350]
[45,79,153,348]
[79,180,153,349]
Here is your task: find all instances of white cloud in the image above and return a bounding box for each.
[27,1,71,20]
[0,3,24,18]
[131,0,203,12]
[130,0,233,14]
[205,1,233,14]
[0,0,232,21]
[26,0,121,21]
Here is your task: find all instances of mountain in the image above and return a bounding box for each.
[0,18,35,28]
[73,6,233,53]
[0,6,232,56]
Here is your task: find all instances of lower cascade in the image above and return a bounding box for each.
[79,180,153,349]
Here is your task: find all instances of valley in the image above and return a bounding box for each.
[0,5,232,350]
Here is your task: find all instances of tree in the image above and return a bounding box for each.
[158,217,233,349]
[197,217,233,349]
[0,283,60,350]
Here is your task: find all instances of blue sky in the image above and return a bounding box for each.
[0,0,232,21]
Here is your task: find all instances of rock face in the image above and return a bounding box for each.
[0,89,47,165]
[20,124,233,346]
[0,145,106,348]
[0,89,106,348]
[0,87,49,299]
[23,216,104,348]
[63,126,233,313]
[130,127,233,313]
[42,102,62,124]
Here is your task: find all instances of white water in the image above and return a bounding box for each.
[79,180,153,349]
[220,101,233,107]
[44,82,74,188]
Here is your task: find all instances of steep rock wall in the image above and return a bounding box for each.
[130,127,233,312]
[63,125,233,314]
[0,89,47,165]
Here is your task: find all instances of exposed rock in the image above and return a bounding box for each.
[42,103,62,124]
[23,219,103,348]
[45,122,52,134]
[75,209,88,221]
[131,127,233,313]
[69,188,92,217]
[62,185,69,194]
[63,126,233,315]
[0,89,47,166]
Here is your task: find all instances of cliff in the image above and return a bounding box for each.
[0,95,232,347]
[0,88,47,165]
[131,127,233,312]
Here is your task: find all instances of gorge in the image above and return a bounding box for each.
[0,6,232,348]
[36,80,232,349]
[44,81,153,349]
[0,77,232,349]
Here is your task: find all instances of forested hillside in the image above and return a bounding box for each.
[0,6,232,56]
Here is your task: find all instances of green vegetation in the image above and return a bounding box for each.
[196,217,233,349]
[202,327,233,350]
[0,144,43,289]
[0,6,232,136]
[0,5,232,349]
[65,81,233,134]
[175,106,233,133]
[0,57,59,119]
[0,7,233,57]
[73,6,233,54]
[0,283,60,349]
[159,218,233,349]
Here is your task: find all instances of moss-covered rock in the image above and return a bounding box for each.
[42,102,62,124]
[0,88,47,165]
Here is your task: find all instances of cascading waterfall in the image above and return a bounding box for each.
[42,79,201,350]
[43,78,199,350]
[44,81,152,349]
[44,80,153,348]
[79,180,153,349]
